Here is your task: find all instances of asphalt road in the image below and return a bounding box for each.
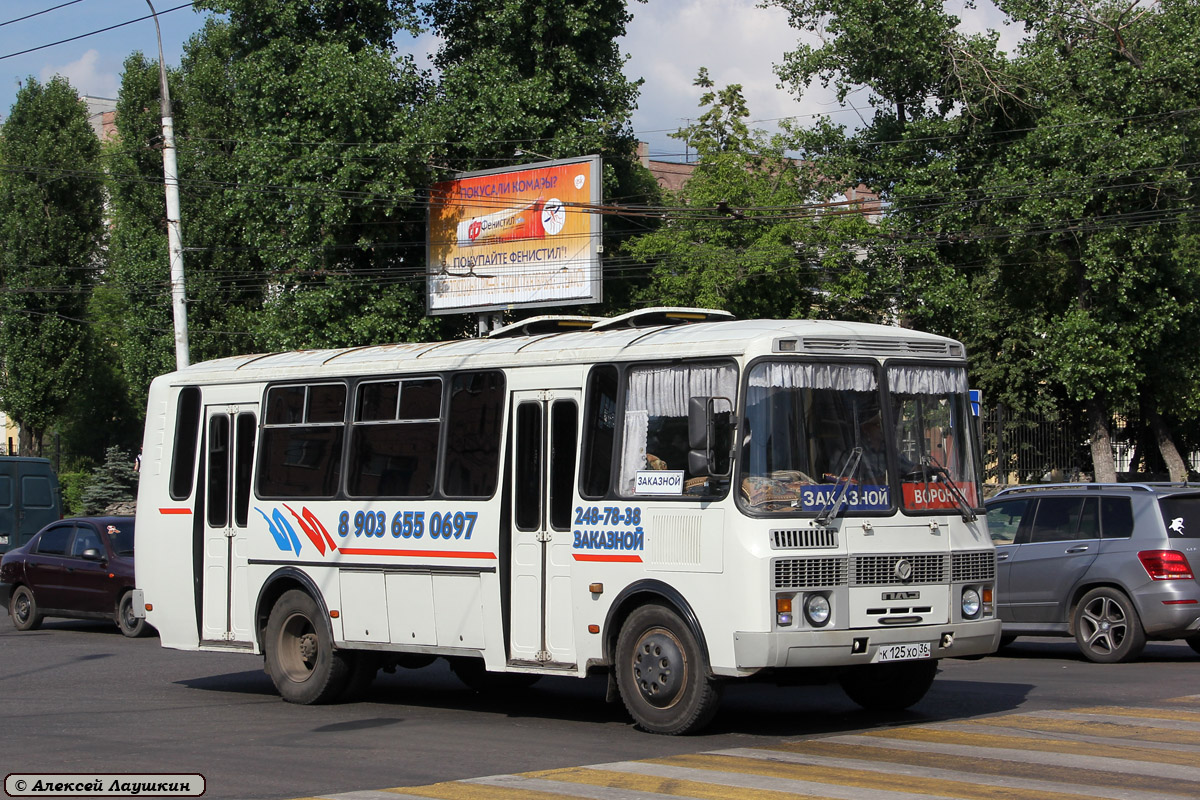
[2,619,1197,799]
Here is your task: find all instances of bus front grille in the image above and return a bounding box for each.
[773,557,848,589]
[770,527,838,549]
[851,553,947,585]
[952,550,996,581]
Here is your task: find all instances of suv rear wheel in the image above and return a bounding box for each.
[1072,587,1145,663]
[1185,634,1200,656]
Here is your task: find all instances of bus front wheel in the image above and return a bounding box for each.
[265,589,350,704]
[614,604,721,735]
[839,658,937,711]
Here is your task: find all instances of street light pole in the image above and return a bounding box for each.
[147,0,189,369]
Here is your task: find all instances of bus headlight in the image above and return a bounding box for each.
[961,587,981,619]
[804,593,831,627]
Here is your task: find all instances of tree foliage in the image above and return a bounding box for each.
[81,445,140,515]
[0,77,105,455]
[772,0,1200,479]
[627,70,891,321]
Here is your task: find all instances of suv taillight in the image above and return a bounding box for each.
[1138,550,1195,580]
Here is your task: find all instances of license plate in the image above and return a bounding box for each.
[873,642,931,663]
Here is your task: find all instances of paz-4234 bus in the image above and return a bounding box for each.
[133,309,999,734]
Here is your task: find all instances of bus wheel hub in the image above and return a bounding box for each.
[633,630,685,707]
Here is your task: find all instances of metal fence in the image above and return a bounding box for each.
[981,406,1088,485]
[980,407,1200,485]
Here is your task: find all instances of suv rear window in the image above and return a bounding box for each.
[1159,495,1200,538]
[1029,496,1098,543]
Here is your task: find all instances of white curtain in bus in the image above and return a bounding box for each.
[625,365,737,417]
[619,364,736,492]
[746,363,876,405]
[887,365,968,395]
[621,409,650,486]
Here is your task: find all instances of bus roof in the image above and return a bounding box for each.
[160,315,965,385]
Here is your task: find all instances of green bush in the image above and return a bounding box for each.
[59,470,90,517]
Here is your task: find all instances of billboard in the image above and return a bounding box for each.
[426,156,602,314]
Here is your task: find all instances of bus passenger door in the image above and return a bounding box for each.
[508,390,580,668]
[201,406,258,645]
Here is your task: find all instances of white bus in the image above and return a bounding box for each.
[134,308,999,734]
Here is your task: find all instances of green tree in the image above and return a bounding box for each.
[773,0,1200,481]
[0,77,105,455]
[105,4,447,373]
[196,0,441,349]
[187,1,446,350]
[627,70,888,321]
[81,445,139,515]
[426,0,643,169]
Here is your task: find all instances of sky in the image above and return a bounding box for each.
[0,0,1021,161]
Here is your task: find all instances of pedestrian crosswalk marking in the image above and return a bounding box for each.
[1063,705,1200,723]
[759,738,1200,794]
[854,724,1200,767]
[519,765,844,800]
[304,697,1200,800]
[967,712,1200,744]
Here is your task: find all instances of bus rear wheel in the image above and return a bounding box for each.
[265,589,350,704]
[614,604,720,735]
[839,659,937,712]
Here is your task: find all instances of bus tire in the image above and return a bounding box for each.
[614,604,720,735]
[265,589,350,704]
[10,585,42,631]
[839,658,937,712]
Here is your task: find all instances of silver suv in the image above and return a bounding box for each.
[986,483,1200,662]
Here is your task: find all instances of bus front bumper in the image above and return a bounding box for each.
[730,619,1002,673]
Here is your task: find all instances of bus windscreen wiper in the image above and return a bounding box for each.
[922,456,977,522]
[809,447,863,525]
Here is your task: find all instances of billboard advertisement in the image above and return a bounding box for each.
[426,156,603,314]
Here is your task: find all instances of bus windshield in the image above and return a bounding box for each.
[740,361,981,516]
[741,361,891,514]
[889,365,981,512]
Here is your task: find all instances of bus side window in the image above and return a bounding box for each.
[348,378,441,498]
[234,412,256,526]
[549,400,579,530]
[170,386,202,500]
[257,383,346,499]
[580,365,618,499]
[620,362,737,498]
[442,371,505,498]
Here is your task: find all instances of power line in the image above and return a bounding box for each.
[0,2,192,61]
[0,0,89,28]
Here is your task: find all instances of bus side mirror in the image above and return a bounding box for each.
[688,396,734,478]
